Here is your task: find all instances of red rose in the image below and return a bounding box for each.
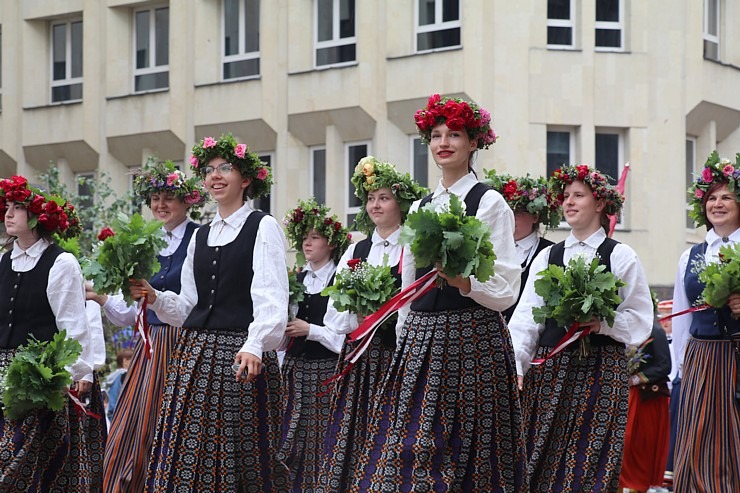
[576,165,589,180]
[38,213,59,231]
[334,222,341,231]
[98,227,116,241]
[28,195,45,215]
[11,188,31,203]
[445,117,466,130]
[43,200,61,214]
[458,103,475,126]
[441,101,462,120]
[346,258,362,271]
[427,94,442,107]
[503,180,519,200]
[58,214,69,231]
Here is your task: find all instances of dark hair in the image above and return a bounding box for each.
[468,150,478,177]
[116,348,134,367]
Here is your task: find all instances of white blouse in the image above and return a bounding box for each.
[396,172,522,331]
[324,228,404,335]
[150,202,288,358]
[4,239,93,382]
[300,260,344,354]
[86,300,107,370]
[509,228,654,376]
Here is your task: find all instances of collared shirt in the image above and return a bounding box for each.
[158,219,192,257]
[300,260,344,354]
[515,231,540,266]
[509,228,654,376]
[151,201,289,357]
[86,300,107,370]
[324,228,404,335]
[4,239,93,382]
[671,227,740,377]
[396,172,522,333]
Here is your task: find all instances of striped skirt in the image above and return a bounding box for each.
[674,338,740,492]
[88,372,107,492]
[144,328,289,493]
[350,307,525,493]
[103,324,180,493]
[521,344,628,493]
[317,333,395,493]
[0,348,93,492]
[278,354,339,493]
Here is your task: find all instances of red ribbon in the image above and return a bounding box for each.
[135,297,152,359]
[68,388,103,420]
[531,322,591,366]
[657,303,710,321]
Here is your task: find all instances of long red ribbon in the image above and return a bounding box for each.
[68,388,103,420]
[657,303,710,321]
[531,322,591,365]
[608,162,631,238]
[135,298,152,359]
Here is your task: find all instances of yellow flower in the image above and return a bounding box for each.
[357,156,375,176]
[366,175,376,185]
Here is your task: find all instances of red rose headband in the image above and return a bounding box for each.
[414,94,497,150]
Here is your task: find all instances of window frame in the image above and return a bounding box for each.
[314,0,356,68]
[222,0,261,81]
[594,128,626,228]
[546,127,576,228]
[252,152,274,214]
[685,137,698,231]
[345,140,371,228]
[409,136,429,189]
[50,18,83,104]
[132,4,170,93]
[703,0,720,60]
[414,0,461,54]
[310,145,327,205]
[546,0,576,49]
[594,0,624,52]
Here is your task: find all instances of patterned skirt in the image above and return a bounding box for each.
[618,385,670,491]
[104,324,180,493]
[144,328,289,493]
[0,348,93,492]
[674,338,740,492]
[317,333,395,493]
[521,343,628,493]
[88,372,107,493]
[278,354,339,493]
[350,307,525,493]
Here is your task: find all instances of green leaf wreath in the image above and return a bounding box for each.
[82,213,167,304]
[698,242,740,308]
[400,194,496,286]
[1,330,82,420]
[321,257,398,318]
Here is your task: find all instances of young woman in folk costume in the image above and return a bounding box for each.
[0,176,98,492]
[350,94,526,492]
[86,160,206,493]
[672,151,740,492]
[509,165,653,492]
[278,199,350,493]
[129,134,290,492]
[484,170,560,323]
[317,158,426,493]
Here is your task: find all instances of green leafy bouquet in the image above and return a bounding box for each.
[83,213,166,304]
[532,254,626,356]
[1,330,82,420]
[321,257,399,319]
[698,242,740,309]
[288,268,306,320]
[400,194,496,287]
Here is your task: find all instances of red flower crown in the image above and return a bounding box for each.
[549,165,624,217]
[414,94,497,150]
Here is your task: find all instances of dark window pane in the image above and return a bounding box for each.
[442,0,459,22]
[313,148,326,205]
[52,24,66,80]
[546,131,570,178]
[136,11,150,69]
[417,27,460,51]
[418,0,435,25]
[685,139,694,195]
[71,21,83,78]
[245,0,260,52]
[316,43,356,65]
[548,0,570,20]
[706,0,718,35]
[223,58,260,79]
[1,30,3,90]
[317,0,333,42]
[155,8,169,66]
[595,29,621,48]
[253,155,272,213]
[703,40,719,60]
[595,133,619,184]
[412,138,428,188]
[224,0,240,55]
[347,144,367,208]
[548,26,572,45]
[346,213,358,229]
[596,0,620,22]
[135,71,169,92]
[52,83,83,102]
[339,0,355,38]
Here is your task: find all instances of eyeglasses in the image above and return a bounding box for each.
[204,163,235,176]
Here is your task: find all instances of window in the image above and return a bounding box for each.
[703,0,719,60]
[416,0,461,52]
[51,19,83,103]
[76,172,95,229]
[410,137,429,188]
[223,0,260,80]
[547,0,575,48]
[311,146,327,205]
[546,129,575,178]
[253,153,273,213]
[594,131,622,184]
[346,142,370,227]
[315,0,355,67]
[134,6,169,92]
[685,138,697,229]
[595,0,623,51]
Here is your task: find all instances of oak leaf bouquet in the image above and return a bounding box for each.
[83,213,167,304]
[698,242,740,314]
[0,330,82,420]
[400,194,496,287]
[531,254,626,358]
[287,267,306,320]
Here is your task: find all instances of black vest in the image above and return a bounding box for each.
[502,237,555,323]
[410,182,491,312]
[353,237,401,348]
[0,244,64,348]
[183,212,266,330]
[286,270,338,360]
[539,237,622,348]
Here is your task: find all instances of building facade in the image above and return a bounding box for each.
[0,0,739,288]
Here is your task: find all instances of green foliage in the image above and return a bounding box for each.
[287,268,306,319]
[83,213,166,304]
[1,330,82,420]
[321,257,399,317]
[626,338,652,375]
[532,255,626,328]
[699,242,740,308]
[400,194,496,283]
